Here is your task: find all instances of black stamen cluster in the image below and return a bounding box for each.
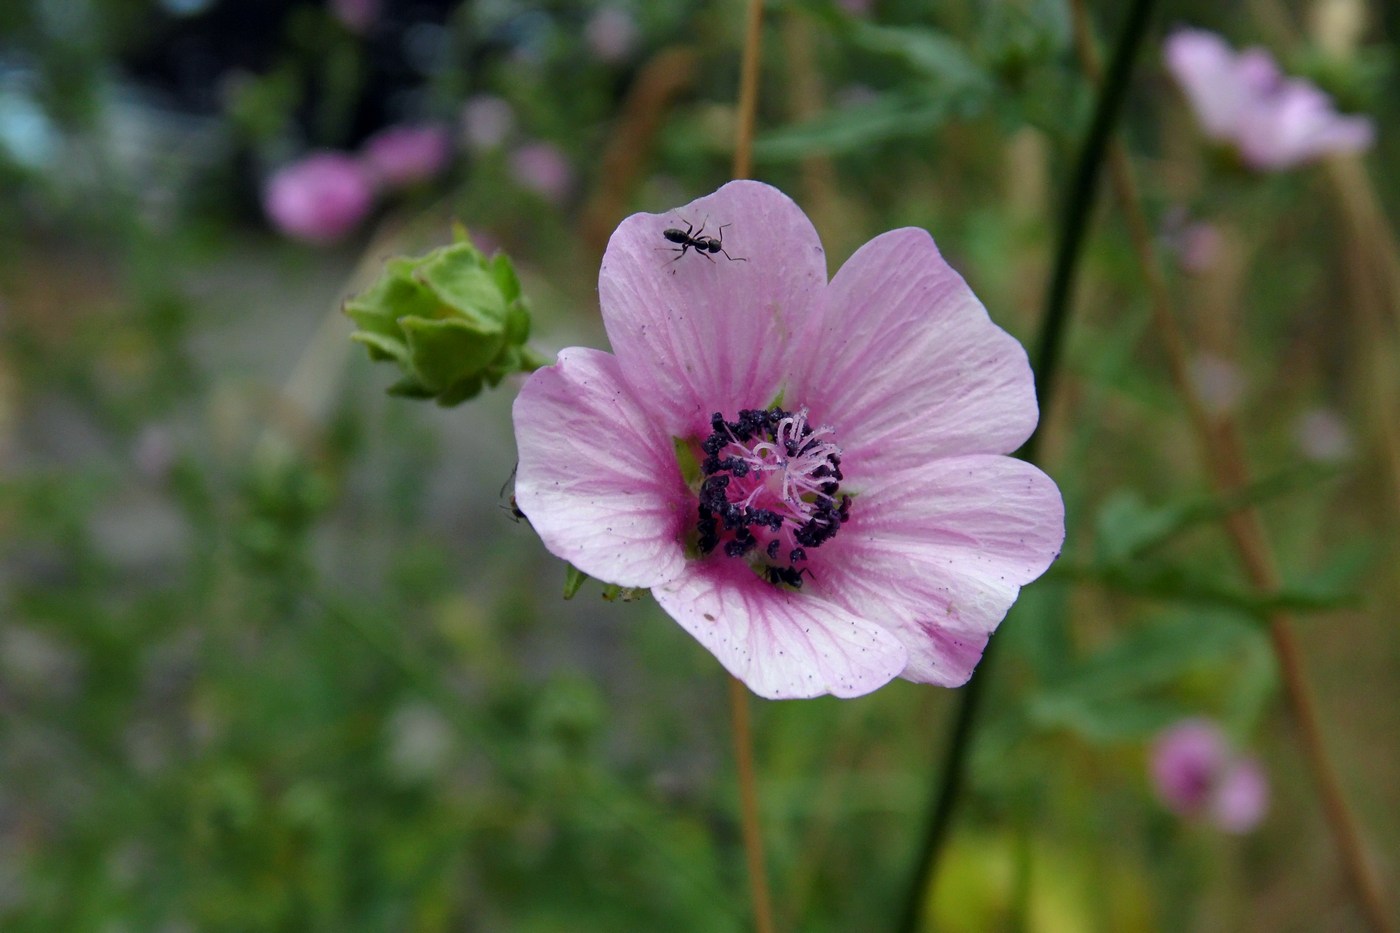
[695,407,849,589]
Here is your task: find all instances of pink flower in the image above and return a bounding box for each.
[1294,407,1354,463]
[1151,719,1269,833]
[263,152,376,244]
[1188,353,1244,416]
[585,7,639,63]
[330,0,378,34]
[509,142,573,203]
[361,123,453,189]
[461,95,515,152]
[511,181,1064,698]
[1164,28,1374,170]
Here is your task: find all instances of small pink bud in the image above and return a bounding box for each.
[461,95,515,152]
[330,0,378,34]
[361,123,453,189]
[509,142,573,203]
[263,152,376,244]
[1294,407,1354,463]
[1150,719,1269,833]
[585,7,638,63]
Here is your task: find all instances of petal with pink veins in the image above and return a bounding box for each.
[598,180,829,440]
[811,455,1064,686]
[513,347,691,588]
[654,559,908,699]
[789,228,1038,479]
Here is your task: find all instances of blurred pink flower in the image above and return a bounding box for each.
[1294,407,1354,462]
[263,152,376,244]
[1177,221,1222,274]
[1212,757,1270,833]
[509,142,574,202]
[585,7,639,62]
[361,123,453,189]
[512,181,1064,698]
[1164,28,1374,170]
[461,95,514,152]
[1188,353,1244,415]
[1151,719,1268,833]
[330,0,378,34]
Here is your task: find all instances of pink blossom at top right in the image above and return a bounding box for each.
[1164,27,1374,171]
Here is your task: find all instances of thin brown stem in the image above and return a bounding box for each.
[1069,5,1393,930]
[728,4,776,932]
[729,675,776,933]
[731,0,764,180]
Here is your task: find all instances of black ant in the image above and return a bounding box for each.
[500,464,528,524]
[763,564,812,589]
[660,217,747,265]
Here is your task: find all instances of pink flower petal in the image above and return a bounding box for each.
[598,180,829,440]
[1151,719,1228,815]
[1212,756,1269,833]
[789,228,1038,479]
[654,559,907,699]
[1165,28,1250,139]
[810,455,1064,686]
[512,347,691,588]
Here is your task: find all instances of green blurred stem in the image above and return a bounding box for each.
[893,1,1159,930]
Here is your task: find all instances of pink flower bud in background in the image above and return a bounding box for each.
[1151,719,1227,815]
[461,95,515,152]
[1188,353,1244,416]
[585,7,638,63]
[361,123,453,189]
[1177,221,1222,274]
[1150,719,1269,833]
[1212,757,1270,834]
[1164,28,1374,171]
[1294,407,1354,463]
[509,142,573,203]
[263,152,376,244]
[133,425,176,483]
[330,0,379,34]
[838,0,876,14]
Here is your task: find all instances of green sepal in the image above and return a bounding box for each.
[563,564,589,600]
[399,316,505,393]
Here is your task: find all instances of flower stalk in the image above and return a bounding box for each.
[729,4,776,932]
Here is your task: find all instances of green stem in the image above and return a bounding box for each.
[892,2,1159,929]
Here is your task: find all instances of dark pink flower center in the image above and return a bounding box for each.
[696,406,849,588]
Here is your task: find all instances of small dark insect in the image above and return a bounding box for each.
[500,464,528,524]
[660,217,748,265]
[763,564,812,589]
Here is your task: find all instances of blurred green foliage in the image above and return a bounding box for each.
[2,0,1398,930]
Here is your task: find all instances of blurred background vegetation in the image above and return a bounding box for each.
[1,0,1397,929]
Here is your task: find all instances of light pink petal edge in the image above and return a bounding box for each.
[598,179,829,440]
[512,347,690,588]
[789,227,1038,479]
[654,559,908,699]
[813,454,1064,686]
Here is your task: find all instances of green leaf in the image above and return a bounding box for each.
[841,21,992,92]
[756,94,956,161]
[1028,614,1263,743]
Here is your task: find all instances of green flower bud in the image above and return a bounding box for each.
[345,232,545,405]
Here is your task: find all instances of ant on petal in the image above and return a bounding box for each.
[659,216,747,266]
